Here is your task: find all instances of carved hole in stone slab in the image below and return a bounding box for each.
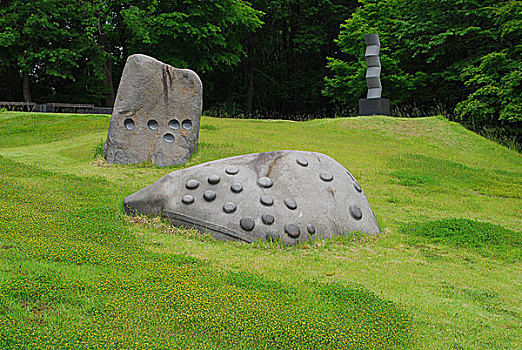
[231,183,243,193]
[320,172,334,182]
[182,195,194,205]
[240,216,255,231]
[257,177,273,188]
[124,118,135,130]
[203,190,216,202]
[163,133,175,143]
[182,119,193,130]
[260,195,274,206]
[296,158,308,167]
[349,204,363,220]
[208,175,221,185]
[225,166,239,175]
[168,119,180,130]
[285,223,300,238]
[284,198,297,210]
[262,213,275,225]
[186,179,199,190]
[223,202,237,214]
[147,119,159,130]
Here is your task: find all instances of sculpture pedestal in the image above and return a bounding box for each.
[359,98,390,116]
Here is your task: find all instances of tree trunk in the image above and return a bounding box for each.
[6,66,13,100]
[103,58,115,107]
[99,32,115,107]
[22,70,31,102]
[245,42,254,118]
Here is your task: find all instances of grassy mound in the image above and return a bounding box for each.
[1,111,521,349]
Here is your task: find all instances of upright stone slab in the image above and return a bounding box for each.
[124,151,380,246]
[104,54,202,166]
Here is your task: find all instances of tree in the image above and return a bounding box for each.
[455,1,522,132]
[324,0,500,112]
[0,0,263,106]
[205,0,358,118]
[0,0,103,102]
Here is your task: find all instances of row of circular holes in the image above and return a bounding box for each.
[123,118,193,143]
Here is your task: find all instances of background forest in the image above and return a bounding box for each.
[0,0,520,146]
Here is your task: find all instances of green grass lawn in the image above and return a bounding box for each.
[0,111,520,349]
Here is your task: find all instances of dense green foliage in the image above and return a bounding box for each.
[324,0,521,144]
[0,0,262,106]
[205,0,358,118]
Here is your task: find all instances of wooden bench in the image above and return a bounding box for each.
[0,101,36,111]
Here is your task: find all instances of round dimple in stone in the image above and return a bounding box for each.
[163,133,175,143]
[262,213,275,225]
[260,195,274,206]
[124,118,135,130]
[353,181,363,193]
[307,224,316,235]
[240,216,255,231]
[208,174,220,185]
[203,190,216,202]
[231,183,243,193]
[296,158,308,167]
[257,177,273,188]
[285,223,300,238]
[223,202,237,214]
[182,119,193,130]
[182,195,194,205]
[320,172,334,182]
[225,166,239,175]
[349,204,363,220]
[186,179,199,190]
[147,119,158,130]
[284,198,297,210]
[168,119,180,130]
[266,230,279,241]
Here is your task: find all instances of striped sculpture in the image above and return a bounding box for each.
[359,34,390,116]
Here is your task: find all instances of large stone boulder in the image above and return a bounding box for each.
[104,54,202,166]
[124,151,380,245]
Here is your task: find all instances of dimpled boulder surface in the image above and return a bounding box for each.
[104,54,202,166]
[124,151,380,245]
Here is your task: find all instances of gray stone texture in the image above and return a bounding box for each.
[104,54,202,166]
[364,34,382,100]
[124,151,380,245]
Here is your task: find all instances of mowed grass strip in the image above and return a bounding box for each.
[401,218,521,262]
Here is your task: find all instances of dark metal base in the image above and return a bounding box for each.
[359,98,390,116]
